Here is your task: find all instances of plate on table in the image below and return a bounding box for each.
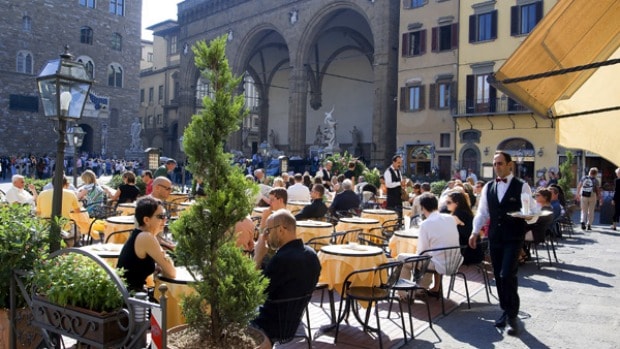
[507,210,552,220]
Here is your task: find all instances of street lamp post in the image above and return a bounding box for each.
[37,47,93,252]
[66,124,86,188]
[178,136,186,193]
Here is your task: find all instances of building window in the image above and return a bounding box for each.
[401,30,427,57]
[80,26,93,45]
[9,94,38,112]
[22,16,31,32]
[432,23,458,52]
[196,77,214,101]
[77,56,95,79]
[440,133,450,148]
[429,81,454,110]
[469,10,497,43]
[400,85,425,112]
[511,1,543,36]
[169,35,178,54]
[79,0,96,8]
[109,0,124,16]
[156,114,163,126]
[107,63,123,87]
[147,52,153,62]
[111,32,122,51]
[404,0,427,9]
[148,87,154,103]
[16,51,33,74]
[466,73,497,113]
[140,89,145,103]
[158,85,164,102]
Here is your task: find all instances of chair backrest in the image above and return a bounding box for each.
[264,293,313,344]
[342,261,404,294]
[334,228,363,244]
[305,234,334,252]
[527,213,554,243]
[105,228,134,243]
[419,246,464,275]
[403,254,433,283]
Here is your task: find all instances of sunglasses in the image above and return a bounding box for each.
[157,184,172,191]
[263,224,281,235]
[154,213,168,220]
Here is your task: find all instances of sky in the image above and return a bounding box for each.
[141,0,183,41]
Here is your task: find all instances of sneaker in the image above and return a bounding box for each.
[587,225,592,230]
[581,222,586,230]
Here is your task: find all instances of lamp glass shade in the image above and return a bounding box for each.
[66,125,86,148]
[37,57,92,119]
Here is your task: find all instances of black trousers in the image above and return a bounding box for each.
[489,240,522,318]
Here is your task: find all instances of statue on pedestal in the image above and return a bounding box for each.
[323,106,339,151]
[129,118,143,151]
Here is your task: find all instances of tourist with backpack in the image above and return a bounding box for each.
[576,167,602,230]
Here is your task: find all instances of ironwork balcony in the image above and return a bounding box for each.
[453,98,530,117]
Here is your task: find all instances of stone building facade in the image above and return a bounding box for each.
[0,0,142,159]
[174,0,400,167]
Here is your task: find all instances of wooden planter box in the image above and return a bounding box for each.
[30,295,129,348]
[0,308,42,349]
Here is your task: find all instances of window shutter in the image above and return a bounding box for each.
[429,83,436,109]
[489,84,497,113]
[535,1,543,24]
[469,15,476,43]
[490,10,498,40]
[450,81,457,111]
[451,23,459,49]
[402,33,409,56]
[466,75,474,113]
[510,5,519,36]
[420,85,426,110]
[420,29,427,55]
[400,87,407,111]
[431,27,438,52]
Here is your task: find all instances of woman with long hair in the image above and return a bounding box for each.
[445,190,483,265]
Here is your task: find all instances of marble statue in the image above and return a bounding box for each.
[323,106,338,150]
[129,118,143,151]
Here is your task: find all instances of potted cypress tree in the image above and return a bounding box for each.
[0,204,49,349]
[168,35,268,348]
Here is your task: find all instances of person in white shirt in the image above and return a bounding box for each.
[397,193,460,295]
[6,174,37,206]
[287,173,311,202]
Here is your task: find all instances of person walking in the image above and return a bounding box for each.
[469,151,537,336]
[612,168,620,231]
[576,167,602,230]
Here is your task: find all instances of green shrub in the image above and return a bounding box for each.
[430,180,448,197]
[32,253,124,313]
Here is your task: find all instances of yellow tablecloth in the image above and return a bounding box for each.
[103,215,135,244]
[389,228,420,258]
[154,267,200,330]
[117,203,136,216]
[296,220,333,243]
[361,209,398,226]
[69,208,92,236]
[318,244,388,296]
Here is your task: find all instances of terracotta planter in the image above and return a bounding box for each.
[30,295,129,348]
[0,308,41,349]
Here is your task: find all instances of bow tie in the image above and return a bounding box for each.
[496,177,507,183]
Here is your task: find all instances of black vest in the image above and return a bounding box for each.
[486,178,527,244]
[386,167,402,208]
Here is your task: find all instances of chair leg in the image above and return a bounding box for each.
[549,236,558,263]
[375,302,383,349]
[533,242,541,269]
[305,305,312,347]
[439,279,446,315]
[458,272,470,309]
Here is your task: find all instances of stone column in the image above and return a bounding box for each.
[288,66,309,156]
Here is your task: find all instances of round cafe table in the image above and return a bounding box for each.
[335,217,380,238]
[104,215,135,244]
[79,243,123,267]
[154,267,201,330]
[168,193,189,203]
[389,228,420,258]
[361,208,398,226]
[287,200,311,214]
[117,202,136,216]
[296,220,333,243]
[318,244,388,297]
[252,206,269,218]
